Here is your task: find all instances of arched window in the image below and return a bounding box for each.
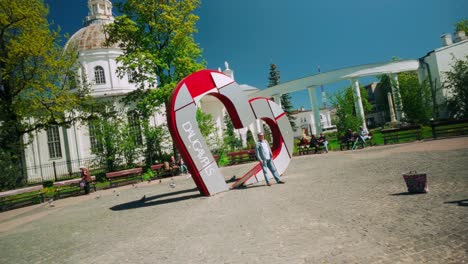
[47,126,62,159]
[127,69,136,83]
[94,66,106,84]
[128,112,143,146]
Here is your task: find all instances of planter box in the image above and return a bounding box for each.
[402,172,428,193]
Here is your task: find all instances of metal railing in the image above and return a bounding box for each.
[25,158,102,183]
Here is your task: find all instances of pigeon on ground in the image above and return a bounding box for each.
[47,198,55,207]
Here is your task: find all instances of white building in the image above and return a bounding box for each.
[419,30,468,118]
[23,0,168,183]
[23,0,263,183]
[292,108,336,138]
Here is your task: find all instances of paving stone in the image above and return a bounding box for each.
[0,137,467,263]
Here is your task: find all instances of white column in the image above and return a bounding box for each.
[350,79,367,130]
[391,73,404,121]
[307,87,322,135]
[256,119,262,134]
[387,92,397,123]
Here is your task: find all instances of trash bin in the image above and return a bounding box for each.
[402,171,428,194]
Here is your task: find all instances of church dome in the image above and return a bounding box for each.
[65,0,118,52]
[66,23,119,52]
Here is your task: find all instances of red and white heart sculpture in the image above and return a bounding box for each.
[167,70,293,196]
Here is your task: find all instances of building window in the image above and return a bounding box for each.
[128,112,143,146]
[127,69,136,83]
[94,66,106,84]
[47,126,62,159]
[88,122,102,152]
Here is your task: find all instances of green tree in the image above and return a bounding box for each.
[246,130,255,149]
[375,75,392,121]
[262,124,273,143]
[223,115,242,151]
[455,19,468,35]
[120,122,141,168]
[89,105,124,172]
[196,108,217,145]
[267,64,297,131]
[331,86,371,134]
[445,55,468,119]
[105,0,204,115]
[142,121,169,167]
[105,0,205,157]
[397,72,433,124]
[0,0,91,189]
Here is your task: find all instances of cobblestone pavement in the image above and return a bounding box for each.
[1,138,467,264]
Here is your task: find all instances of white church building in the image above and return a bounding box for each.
[23,0,263,183]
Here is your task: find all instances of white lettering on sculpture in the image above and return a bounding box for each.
[182,121,211,168]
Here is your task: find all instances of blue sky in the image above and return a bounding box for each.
[45,0,467,110]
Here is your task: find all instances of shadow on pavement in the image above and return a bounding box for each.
[445,199,468,207]
[110,187,201,211]
[390,192,426,196]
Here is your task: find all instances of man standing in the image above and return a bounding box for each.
[255,132,285,186]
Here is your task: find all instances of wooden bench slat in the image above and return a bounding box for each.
[106,168,143,178]
[0,185,44,198]
[105,167,143,188]
[431,119,468,139]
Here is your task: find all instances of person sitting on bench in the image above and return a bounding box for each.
[80,166,91,195]
[359,126,371,143]
[345,129,355,150]
[309,134,320,154]
[353,126,371,150]
[317,133,329,153]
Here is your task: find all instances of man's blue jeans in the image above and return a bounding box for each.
[261,159,281,183]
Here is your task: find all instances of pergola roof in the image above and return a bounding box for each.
[251,60,420,97]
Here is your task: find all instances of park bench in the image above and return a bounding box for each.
[381,125,422,145]
[338,135,353,151]
[339,132,374,150]
[297,139,312,155]
[149,163,179,178]
[351,132,374,149]
[431,119,468,139]
[228,150,256,165]
[53,176,96,199]
[163,162,180,176]
[297,144,326,155]
[0,185,45,211]
[150,163,165,178]
[106,167,143,188]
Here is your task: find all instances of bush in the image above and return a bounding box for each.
[42,180,54,188]
[217,151,230,167]
[94,171,107,182]
[43,187,55,198]
[142,169,155,181]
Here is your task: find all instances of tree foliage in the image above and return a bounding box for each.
[0,0,92,189]
[397,72,433,124]
[267,64,297,131]
[196,108,217,148]
[331,86,371,134]
[375,75,392,121]
[445,55,468,119]
[223,115,242,151]
[88,106,123,172]
[246,130,255,149]
[105,0,204,118]
[142,120,169,167]
[455,19,468,35]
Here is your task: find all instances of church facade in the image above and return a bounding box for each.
[23,0,262,183]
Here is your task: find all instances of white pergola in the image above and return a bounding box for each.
[250,59,420,134]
